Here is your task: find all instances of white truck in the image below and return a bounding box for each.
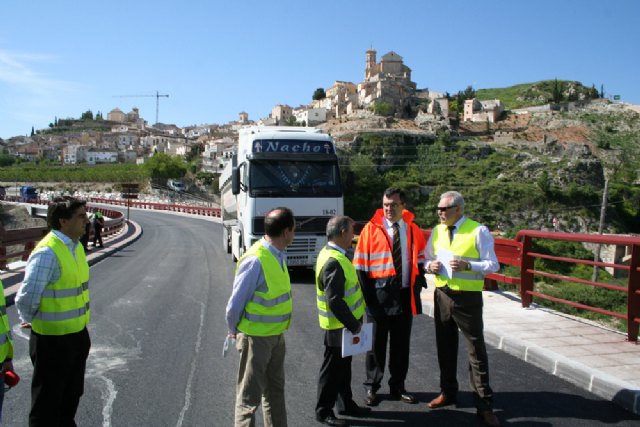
[220,126,343,267]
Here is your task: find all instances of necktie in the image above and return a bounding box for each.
[448,225,456,243]
[392,223,402,283]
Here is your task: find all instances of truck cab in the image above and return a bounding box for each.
[220,127,343,267]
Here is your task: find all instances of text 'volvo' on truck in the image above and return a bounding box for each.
[219,126,343,268]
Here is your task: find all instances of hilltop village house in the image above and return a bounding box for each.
[2,47,507,176]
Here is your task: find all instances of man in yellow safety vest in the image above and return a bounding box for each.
[315,216,369,426]
[424,191,500,427]
[16,196,91,427]
[225,207,295,427]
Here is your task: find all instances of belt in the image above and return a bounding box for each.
[438,285,463,295]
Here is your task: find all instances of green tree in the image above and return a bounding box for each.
[373,101,392,116]
[142,153,188,184]
[286,116,297,126]
[81,110,94,121]
[552,79,562,104]
[312,88,326,101]
[463,85,476,99]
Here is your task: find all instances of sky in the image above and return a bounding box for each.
[1,0,638,139]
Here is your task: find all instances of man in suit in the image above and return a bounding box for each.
[315,216,370,426]
[353,187,427,406]
[424,190,501,427]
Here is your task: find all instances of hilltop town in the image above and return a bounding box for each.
[1,49,639,183]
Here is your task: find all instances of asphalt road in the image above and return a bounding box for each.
[4,210,640,426]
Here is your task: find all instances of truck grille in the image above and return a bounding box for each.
[252,216,330,234]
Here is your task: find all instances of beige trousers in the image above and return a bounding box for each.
[234,333,287,427]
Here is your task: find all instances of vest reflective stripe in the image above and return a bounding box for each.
[318,298,365,319]
[0,280,13,361]
[244,312,292,323]
[34,304,90,321]
[316,247,366,330]
[250,292,291,307]
[352,251,392,264]
[433,219,484,291]
[41,281,88,298]
[317,284,360,302]
[237,241,292,337]
[31,232,90,336]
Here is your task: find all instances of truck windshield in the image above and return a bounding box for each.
[249,159,342,197]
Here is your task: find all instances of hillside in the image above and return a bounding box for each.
[475,80,600,110]
[319,97,640,236]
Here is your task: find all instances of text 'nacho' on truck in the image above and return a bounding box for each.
[219,126,343,267]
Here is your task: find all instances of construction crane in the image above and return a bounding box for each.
[114,91,169,125]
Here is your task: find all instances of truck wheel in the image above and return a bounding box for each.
[223,228,232,254]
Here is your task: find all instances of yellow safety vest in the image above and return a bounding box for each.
[433,219,485,291]
[31,232,90,335]
[0,280,13,361]
[315,247,365,330]
[236,241,292,336]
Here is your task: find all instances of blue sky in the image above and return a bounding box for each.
[1,0,638,139]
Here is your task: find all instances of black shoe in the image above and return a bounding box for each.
[364,389,380,407]
[390,389,417,404]
[338,404,371,417]
[316,414,348,426]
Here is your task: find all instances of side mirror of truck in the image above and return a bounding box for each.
[232,166,240,195]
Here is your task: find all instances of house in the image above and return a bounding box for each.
[357,49,417,115]
[463,99,504,123]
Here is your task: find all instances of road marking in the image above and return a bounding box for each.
[176,300,206,427]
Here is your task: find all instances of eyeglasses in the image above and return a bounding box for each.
[436,205,457,212]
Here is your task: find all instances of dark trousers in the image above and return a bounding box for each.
[92,225,103,247]
[364,311,413,393]
[29,327,91,427]
[316,345,354,418]
[434,287,493,411]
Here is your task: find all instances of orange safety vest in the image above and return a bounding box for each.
[353,209,426,315]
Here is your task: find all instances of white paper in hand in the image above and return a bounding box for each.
[341,323,373,358]
[437,249,454,279]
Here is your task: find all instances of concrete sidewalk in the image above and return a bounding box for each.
[420,282,640,415]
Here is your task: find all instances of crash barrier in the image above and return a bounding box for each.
[421,228,639,342]
[88,197,221,218]
[0,206,125,270]
[5,206,637,341]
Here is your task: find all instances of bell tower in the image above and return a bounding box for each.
[365,49,377,80]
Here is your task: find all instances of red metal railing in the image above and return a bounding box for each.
[0,206,126,269]
[4,202,638,341]
[421,229,640,342]
[88,198,221,217]
[513,230,640,342]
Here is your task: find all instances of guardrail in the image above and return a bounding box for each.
[0,205,126,269]
[4,203,638,341]
[88,197,221,217]
[421,229,639,342]
[514,230,640,343]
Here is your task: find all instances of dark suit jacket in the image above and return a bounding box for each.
[318,248,363,347]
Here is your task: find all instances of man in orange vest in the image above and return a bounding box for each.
[424,190,500,427]
[353,187,427,407]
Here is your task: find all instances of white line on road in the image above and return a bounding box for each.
[176,300,206,427]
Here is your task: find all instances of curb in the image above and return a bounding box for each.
[421,295,640,415]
